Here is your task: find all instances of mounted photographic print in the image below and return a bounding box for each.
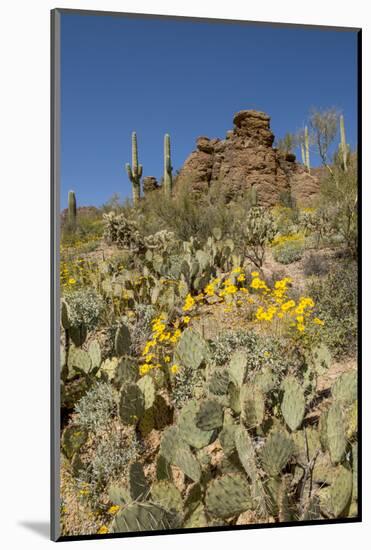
[51,8,361,541]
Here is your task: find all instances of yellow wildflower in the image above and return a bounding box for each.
[281,300,296,311]
[237,273,246,282]
[251,271,260,277]
[68,277,76,285]
[204,283,215,296]
[164,355,171,363]
[108,505,120,515]
[232,267,242,274]
[139,364,150,376]
[313,317,325,326]
[170,364,179,374]
[98,526,109,535]
[183,294,195,312]
[182,316,190,324]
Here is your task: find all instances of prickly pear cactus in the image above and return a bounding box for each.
[332,371,357,406]
[174,328,209,369]
[61,425,88,459]
[260,430,293,477]
[234,425,258,482]
[137,375,155,409]
[195,399,224,431]
[151,480,183,514]
[329,465,353,517]
[173,445,201,483]
[240,384,265,428]
[326,402,346,464]
[177,400,215,449]
[229,350,248,387]
[118,383,145,425]
[205,474,252,518]
[281,376,305,431]
[128,462,149,501]
[115,324,132,356]
[111,502,177,533]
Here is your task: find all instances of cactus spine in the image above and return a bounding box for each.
[304,126,310,173]
[340,114,348,172]
[163,134,173,197]
[126,132,143,206]
[68,190,77,229]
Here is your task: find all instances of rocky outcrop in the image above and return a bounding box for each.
[175,110,320,206]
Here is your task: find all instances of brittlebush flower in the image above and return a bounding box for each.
[108,505,120,515]
[183,294,195,312]
[98,526,109,535]
[182,316,190,324]
[313,317,325,326]
[170,364,179,374]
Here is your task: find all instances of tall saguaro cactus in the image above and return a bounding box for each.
[126,132,143,206]
[163,133,173,197]
[68,190,77,229]
[339,114,348,172]
[304,126,310,173]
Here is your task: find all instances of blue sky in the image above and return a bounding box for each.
[60,13,358,209]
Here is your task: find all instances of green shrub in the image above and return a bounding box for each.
[303,252,329,277]
[307,262,357,358]
[273,240,304,264]
[74,382,118,432]
[209,330,304,378]
[64,288,105,331]
[78,426,141,506]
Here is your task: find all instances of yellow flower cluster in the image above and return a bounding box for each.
[271,233,304,247]
[251,274,323,333]
[139,313,185,376]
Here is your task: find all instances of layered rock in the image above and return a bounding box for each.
[175,110,319,206]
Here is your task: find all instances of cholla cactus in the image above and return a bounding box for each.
[125,132,143,206]
[163,134,173,197]
[103,212,144,251]
[243,207,277,268]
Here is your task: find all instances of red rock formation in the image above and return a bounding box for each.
[175,110,320,207]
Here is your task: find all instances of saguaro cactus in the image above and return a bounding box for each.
[68,190,77,229]
[339,114,348,172]
[126,132,143,206]
[304,126,310,173]
[163,134,173,197]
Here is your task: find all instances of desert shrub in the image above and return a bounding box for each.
[65,288,104,330]
[273,239,304,264]
[74,382,118,432]
[78,427,141,505]
[64,288,105,331]
[209,330,304,377]
[171,364,205,409]
[127,304,156,356]
[303,252,329,277]
[307,261,357,358]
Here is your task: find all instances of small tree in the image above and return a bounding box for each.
[309,108,339,173]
